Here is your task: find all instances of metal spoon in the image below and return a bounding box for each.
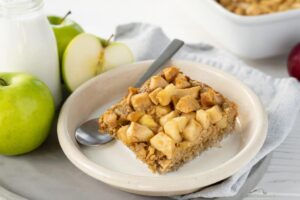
[75,39,184,146]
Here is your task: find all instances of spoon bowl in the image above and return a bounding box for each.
[75,119,113,146]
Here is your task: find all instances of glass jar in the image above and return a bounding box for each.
[0,0,61,106]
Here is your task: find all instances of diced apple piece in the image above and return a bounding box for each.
[131,92,153,111]
[149,87,162,105]
[155,105,171,117]
[183,119,202,142]
[214,93,225,105]
[149,76,168,90]
[117,125,129,144]
[172,116,189,132]
[156,84,177,106]
[171,95,180,107]
[176,95,200,113]
[177,86,201,99]
[196,109,210,129]
[159,111,179,126]
[139,114,158,129]
[126,87,138,104]
[163,67,180,82]
[174,73,191,89]
[103,111,118,128]
[150,132,175,159]
[181,112,196,121]
[158,159,172,171]
[200,89,215,107]
[179,141,193,149]
[127,111,144,122]
[216,115,227,129]
[206,105,223,124]
[164,120,182,143]
[127,122,154,143]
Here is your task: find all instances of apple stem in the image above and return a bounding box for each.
[60,11,72,24]
[106,34,114,46]
[0,78,7,87]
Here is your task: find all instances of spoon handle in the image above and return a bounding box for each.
[134,39,184,87]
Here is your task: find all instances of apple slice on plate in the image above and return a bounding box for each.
[62,33,134,92]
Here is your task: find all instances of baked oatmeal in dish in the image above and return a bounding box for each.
[218,0,300,16]
[99,66,238,174]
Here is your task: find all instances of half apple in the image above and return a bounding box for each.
[62,33,134,92]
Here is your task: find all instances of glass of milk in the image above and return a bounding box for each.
[0,0,61,106]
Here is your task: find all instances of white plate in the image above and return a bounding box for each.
[57,60,268,196]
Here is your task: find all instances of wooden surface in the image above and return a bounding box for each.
[12,0,300,199]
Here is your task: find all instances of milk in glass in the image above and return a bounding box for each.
[0,0,61,106]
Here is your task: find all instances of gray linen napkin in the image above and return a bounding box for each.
[115,23,300,199]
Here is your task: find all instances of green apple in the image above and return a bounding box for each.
[48,12,84,63]
[0,73,55,156]
[102,42,135,71]
[62,33,134,92]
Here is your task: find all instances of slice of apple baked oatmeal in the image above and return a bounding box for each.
[99,66,238,174]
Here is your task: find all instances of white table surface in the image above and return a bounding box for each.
[43,0,300,199]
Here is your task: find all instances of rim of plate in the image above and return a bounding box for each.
[57,59,268,193]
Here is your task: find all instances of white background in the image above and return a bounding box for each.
[44,0,300,199]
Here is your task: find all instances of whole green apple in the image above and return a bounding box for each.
[0,73,55,156]
[48,13,84,63]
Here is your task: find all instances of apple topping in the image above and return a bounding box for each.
[177,86,201,99]
[214,93,225,105]
[216,115,227,129]
[196,109,210,129]
[127,111,144,122]
[163,67,180,82]
[146,146,156,160]
[156,84,177,106]
[206,105,223,124]
[171,95,180,107]
[127,122,154,143]
[156,84,201,106]
[172,116,189,132]
[126,87,138,104]
[117,125,129,144]
[149,87,162,105]
[162,116,189,143]
[131,92,153,111]
[155,105,171,117]
[150,132,175,159]
[181,112,196,121]
[158,159,172,171]
[103,111,118,128]
[176,95,200,113]
[139,114,158,129]
[200,89,217,107]
[179,141,193,149]
[159,111,179,126]
[183,119,202,142]
[149,76,168,90]
[163,120,182,143]
[174,73,191,89]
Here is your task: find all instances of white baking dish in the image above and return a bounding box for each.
[180,0,300,59]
